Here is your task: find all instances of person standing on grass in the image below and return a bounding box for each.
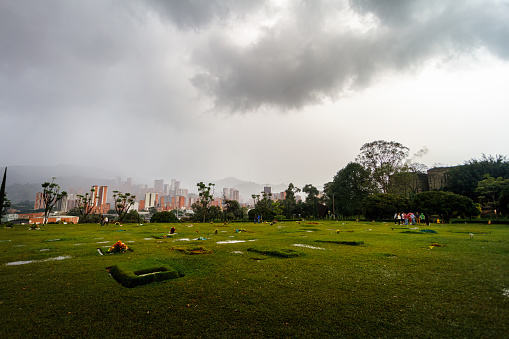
[397,213,402,225]
[394,213,398,225]
[104,216,109,225]
[403,213,409,225]
[100,216,104,226]
[416,212,421,225]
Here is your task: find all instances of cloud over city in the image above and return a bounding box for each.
[1,0,508,187]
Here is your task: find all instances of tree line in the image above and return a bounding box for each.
[2,141,507,225]
[190,141,509,223]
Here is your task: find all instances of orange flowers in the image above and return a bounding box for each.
[108,240,129,253]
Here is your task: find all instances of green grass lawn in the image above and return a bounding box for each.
[1,220,508,338]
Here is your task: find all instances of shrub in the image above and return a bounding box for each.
[150,211,178,223]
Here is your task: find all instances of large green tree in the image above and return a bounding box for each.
[475,175,509,214]
[193,182,215,223]
[356,140,410,193]
[302,184,320,218]
[41,178,67,225]
[222,197,242,221]
[326,162,372,218]
[411,191,479,223]
[249,191,275,221]
[362,193,409,220]
[446,154,509,200]
[282,183,300,219]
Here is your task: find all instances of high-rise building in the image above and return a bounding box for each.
[123,178,132,193]
[178,196,186,209]
[230,189,240,202]
[90,185,99,206]
[154,179,164,193]
[176,188,188,197]
[34,192,44,210]
[169,179,181,197]
[145,192,158,208]
[97,186,108,206]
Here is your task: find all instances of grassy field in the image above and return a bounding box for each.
[1,220,508,338]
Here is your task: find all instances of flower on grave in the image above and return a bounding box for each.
[108,240,130,253]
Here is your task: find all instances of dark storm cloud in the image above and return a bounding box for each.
[0,1,135,117]
[186,0,509,112]
[144,0,264,29]
[0,0,205,134]
[2,0,508,121]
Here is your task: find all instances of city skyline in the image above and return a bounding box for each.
[1,1,508,187]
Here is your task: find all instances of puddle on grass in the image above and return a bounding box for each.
[231,251,244,254]
[46,239,61,242]
[217,240,246,244]
[503,288,509,297]
[5,255,71,266]
[0,240,12,242]
[174,238,191,241]
[292,244,325,250]
[73,243,85,246]
[39,249,50,251]
[96,241,109,244]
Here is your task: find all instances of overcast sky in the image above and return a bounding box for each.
[1,0,508,189]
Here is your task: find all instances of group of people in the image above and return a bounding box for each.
[100,216,109,226]
[394,212,427,225]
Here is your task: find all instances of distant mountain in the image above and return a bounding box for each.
[2,164,117,185]
[2,165,118,203]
